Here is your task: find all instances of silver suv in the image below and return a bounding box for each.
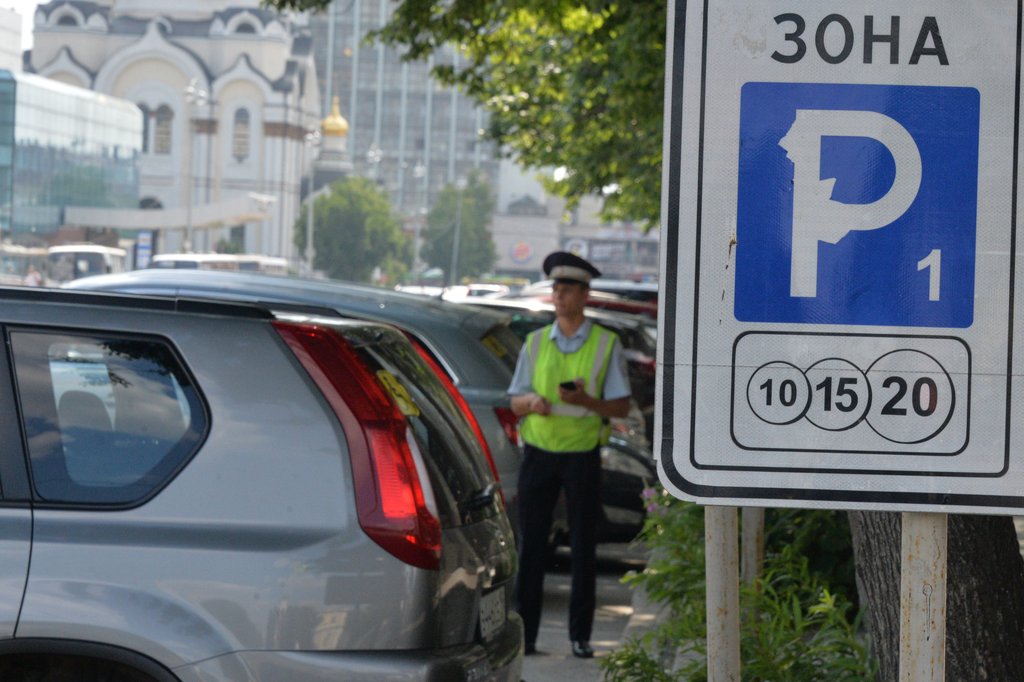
[69,270,527,525]
[0,287,521,681]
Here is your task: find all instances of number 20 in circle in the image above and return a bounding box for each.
[747,361,810,425]
[866,349,955,444]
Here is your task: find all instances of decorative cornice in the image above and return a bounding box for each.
[37,1,110,24]
[193,119,218,134]
[212,53,276,101]
[32,45,95,86]
[263,121,309,140]
[93,20,211,93]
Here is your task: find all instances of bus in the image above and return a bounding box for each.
[235,255,288,275]
[148,253,290,275]
[148,253,242,271]
[46,244,129,286]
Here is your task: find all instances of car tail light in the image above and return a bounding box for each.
[405,336,505,504]
[273,321,441,570]
[493,406,520,447]
[630,353,656,377]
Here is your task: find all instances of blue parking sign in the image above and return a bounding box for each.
[734,82,979,328]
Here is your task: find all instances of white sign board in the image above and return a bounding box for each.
[658,0,1024,512]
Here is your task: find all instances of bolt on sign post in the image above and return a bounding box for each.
[657,0,1023,678]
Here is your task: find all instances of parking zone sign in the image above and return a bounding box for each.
[658,0,1024,512]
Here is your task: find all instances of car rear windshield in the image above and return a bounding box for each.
[350,329,498,526]
[503,313,551,342]
[478,322,522,375]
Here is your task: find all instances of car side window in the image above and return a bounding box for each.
[10,330,206,505]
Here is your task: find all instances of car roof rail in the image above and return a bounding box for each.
[251,300,346,320]
[0,285,273,319]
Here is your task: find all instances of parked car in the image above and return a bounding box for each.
[517,278,659,305]
[68,270,527,524]
[554,431,658,546]
[441,283,511,301]
[70,271,658,544]
[0,286,522,681]
[454,297,659,545]
[461,296,657,445]
[507,280,659,319]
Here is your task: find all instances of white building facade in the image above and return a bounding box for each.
[28,0,320,261]
[0,8,22,72]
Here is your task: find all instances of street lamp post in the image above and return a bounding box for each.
[412,161,427,273]
[366,143,382,181]
[183,78,209,252]
[448,177,467,288]
[304,130,321,273]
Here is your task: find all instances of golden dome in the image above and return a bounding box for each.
[322,96,349,137]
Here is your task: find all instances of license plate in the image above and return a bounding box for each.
[479,587,506,641]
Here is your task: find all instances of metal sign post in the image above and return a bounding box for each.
[899,512,947,680]
[705,506,740,680]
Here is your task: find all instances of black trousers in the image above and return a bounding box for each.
[513,443,601,645]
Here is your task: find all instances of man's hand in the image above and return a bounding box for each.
[558,379,588,406]
[529,394,552,415]
[559,380,632,419]
[513,392,551,416]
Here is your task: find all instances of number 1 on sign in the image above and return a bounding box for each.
[917,249,941,301]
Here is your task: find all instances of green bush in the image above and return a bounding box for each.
[601,491,875,681]
[764,508,858,612]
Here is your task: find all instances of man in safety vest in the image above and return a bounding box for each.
[508,250,632,658]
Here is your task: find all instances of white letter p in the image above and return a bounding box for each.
[780,110,922,298]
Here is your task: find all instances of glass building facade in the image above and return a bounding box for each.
[0,70,142,240]
[309,1,499,216]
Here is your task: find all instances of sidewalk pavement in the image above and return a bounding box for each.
[519,543,672,682]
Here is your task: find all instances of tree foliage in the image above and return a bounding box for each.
[294,177,411,284]
[265,0,666,226]
[603,495,874,681]
[419,171,497,284]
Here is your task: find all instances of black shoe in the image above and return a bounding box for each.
[571,641,594,658]
[524,643,538,655]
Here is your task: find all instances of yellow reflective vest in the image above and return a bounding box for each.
[520,323,617,452]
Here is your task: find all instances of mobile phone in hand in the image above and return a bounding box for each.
[559,380,577,390]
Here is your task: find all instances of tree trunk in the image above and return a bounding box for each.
[849,511,901,680]
[849,512,1024,682]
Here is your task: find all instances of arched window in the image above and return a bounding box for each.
[234,22,257,34]
[154,105,173,155]
[56,14,79,27]
[138,104,150,153]
[232,108,250,162]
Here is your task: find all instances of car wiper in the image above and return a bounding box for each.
[464,482,499,511]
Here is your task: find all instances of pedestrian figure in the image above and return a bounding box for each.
[23,265,41,287]
[508,250,632,658]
